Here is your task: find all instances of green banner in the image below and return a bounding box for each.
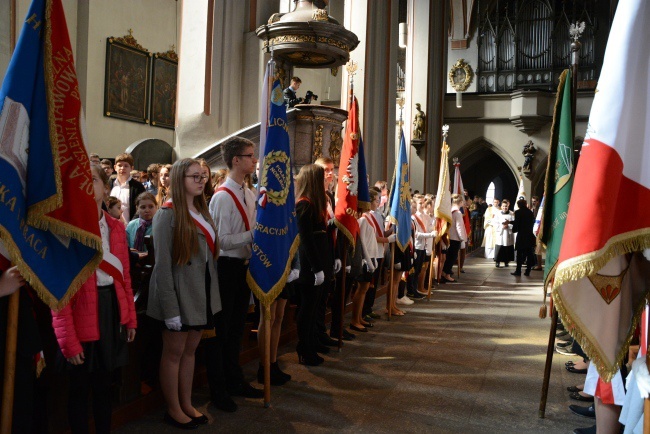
[540,69,574,290]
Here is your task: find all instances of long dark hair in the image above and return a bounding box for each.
[296,164,327,225]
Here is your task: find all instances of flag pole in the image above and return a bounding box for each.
[1,16,19,432]
[426,249,436,301]
[538,306,559,418]
[387,244,394,321]
[263,305,272,407]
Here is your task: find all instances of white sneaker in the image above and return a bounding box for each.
[396,296,414,305]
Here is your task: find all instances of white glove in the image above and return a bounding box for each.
[414,251,418,260]
[314,271,325,286]
[394,263,401,270]
[430,230,438,238]
[345,265,351,273]
[287,269,299,283]
[364,259,376,273]
[164,316,182,331]
[644,249,650,261]
[387,234,397,243]
[333,259,342,273]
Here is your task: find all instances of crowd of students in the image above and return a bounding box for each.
[1,138,509,433]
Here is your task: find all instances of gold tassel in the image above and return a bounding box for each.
[539,304,547,319]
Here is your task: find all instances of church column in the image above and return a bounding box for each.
[424,0,447,193]
[343,0,398,183]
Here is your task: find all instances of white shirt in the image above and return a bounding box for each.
[415,211,435,254]
[96,214,113,286]
[359,216,382,259]
[209,177,256,259]
[412,212,435,251]
[110,176,131,222]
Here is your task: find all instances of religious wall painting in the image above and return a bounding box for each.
[104,31,151,124]
[150,48,178,129]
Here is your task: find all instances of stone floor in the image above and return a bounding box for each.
[115,255,592,433]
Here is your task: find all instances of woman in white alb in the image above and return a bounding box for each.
[482,199,500,259]
[493,199,515,267]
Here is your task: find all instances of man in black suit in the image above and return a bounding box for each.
[511,199,536,276]
[283,76,303,108]
[110,152,145,221]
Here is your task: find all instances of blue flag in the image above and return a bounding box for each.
[0,0,102,309]
[357,133,370,211]
[388,129,412,252]
[246,79,299,307]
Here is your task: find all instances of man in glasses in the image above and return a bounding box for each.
[207,137,262,412]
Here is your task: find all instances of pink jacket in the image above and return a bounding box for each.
[51,211,137,358]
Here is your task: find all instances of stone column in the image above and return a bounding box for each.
[425,0,448,193]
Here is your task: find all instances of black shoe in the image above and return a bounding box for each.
[164,412,199,429]
[511,271,521,276]
[569,404,595,419]
[524,270,531,276]
[257,364,288,386]
[229,382,264,399]
[319,335,339,347]
[567,385,584,393]
[190,413,209,425]
[349,324,368,333]
[566,366,588,374]
[367,312,381,319]
[407,291,424,299]
[332,330,355,341]
[495,263,501,268]
[271,361,291,382]
[573,425,596,434]
[360,321,374,328]
[211,391,237,413]
[569,391,594,402]
[297,350,323,366]
[315,343,331,354]
[504,263,510,267]
[557,339,574,348]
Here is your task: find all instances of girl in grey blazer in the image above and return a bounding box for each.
[146,158,221,429]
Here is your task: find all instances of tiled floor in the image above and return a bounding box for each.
[115,255,590,433]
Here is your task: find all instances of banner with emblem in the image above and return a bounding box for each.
[552,0,650,381]
[246,78,299,307]
[0,0,102,310]
[434,126,452,243]
[539,69,573,290]
[388,128,412,252]
[334,96,362,247]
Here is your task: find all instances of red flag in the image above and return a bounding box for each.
[334,97,361,247]
[551,0,650,382]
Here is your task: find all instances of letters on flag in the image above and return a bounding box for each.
[334,96,364,247]
[246,78,299,307]
[551,0,650,381]
[539,69,573,290]
[0,0,102,309]
[388,129,412,252]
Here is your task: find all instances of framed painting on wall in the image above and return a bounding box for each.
[150,49,178,129]
[104,31,151,124]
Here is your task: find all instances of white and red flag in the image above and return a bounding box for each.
[551,0,650,382]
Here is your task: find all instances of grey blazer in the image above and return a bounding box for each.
[147,208,222,326]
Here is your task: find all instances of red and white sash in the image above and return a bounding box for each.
[364,212,383,238]
[98,249,125,287]
[216,186,251,231]
[413,214,426,232]
[162,202,216,256]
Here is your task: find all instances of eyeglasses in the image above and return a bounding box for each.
[236,153,255,159]
[185,174,209,183]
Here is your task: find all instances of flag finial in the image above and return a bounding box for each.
[442,124,449,141]
[569,22,586,43]
[397,97,405,127]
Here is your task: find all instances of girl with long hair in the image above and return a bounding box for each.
[294,164,332,366]
[147,158,222,429]
[156,164,172,206]
[52,165,137,434]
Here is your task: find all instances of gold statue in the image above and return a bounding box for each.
[413,103,426,140]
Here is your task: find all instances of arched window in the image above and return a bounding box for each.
[476,0,606,93]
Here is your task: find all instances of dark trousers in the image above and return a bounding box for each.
[205,257,251,396]
[296,283,323,352]
[330,272,354,336]
[407,249,425,294]
[315,279,333,339]
[443,240,462,274]
[515,247,536,273]
[363,258,383,316]
[68,367,113,434]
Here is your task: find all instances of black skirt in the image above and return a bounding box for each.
[59,284,128,373]
[495,245,515,263]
